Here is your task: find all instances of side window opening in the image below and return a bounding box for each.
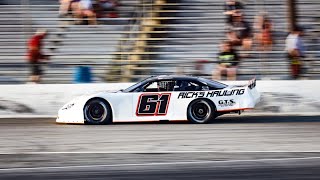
[144,80,175,92]
[174,81,203,91]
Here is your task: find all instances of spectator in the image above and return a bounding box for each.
[194,60,209,76]
[213,41,240,80]
[59,0,81,18]
[59,0,70,17]
[285,26,306,79]
[224,0,243,25]
[78,0,97,25]
[254,13,273,51]
[227,12,252,51]
[26,29,49,84]
[97,0,119,18]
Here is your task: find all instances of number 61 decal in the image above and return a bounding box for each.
[136,93,171,116]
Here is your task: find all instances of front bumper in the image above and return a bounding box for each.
[56,102,86,124]
[56,114,85,124]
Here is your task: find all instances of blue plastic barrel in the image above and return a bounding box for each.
[74,66,92,83]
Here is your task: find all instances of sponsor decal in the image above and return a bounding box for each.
[136,93,171,116]
[248,79,256,89]
[177,89,245,99]
[218,99,236,107]
[62,103,74,110]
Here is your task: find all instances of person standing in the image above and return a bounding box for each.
[26,29,48,84]
[285,26,305,79]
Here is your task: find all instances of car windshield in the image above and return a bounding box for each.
[122,77,152,92]
[198,77,228,89]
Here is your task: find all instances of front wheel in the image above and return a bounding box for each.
[187,99,216,124]
[84,98,112,125]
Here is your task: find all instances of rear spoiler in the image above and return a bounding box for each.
[248,78,256,89]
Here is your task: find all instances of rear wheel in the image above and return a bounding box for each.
[187,99,216,124]
[84,98,112,125]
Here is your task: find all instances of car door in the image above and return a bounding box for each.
[132,80,175,121]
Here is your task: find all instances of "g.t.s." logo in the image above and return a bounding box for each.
[136,93,171,116]
[218,99,236,107]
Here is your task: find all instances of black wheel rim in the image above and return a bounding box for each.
[85,101,107,122]
[191,102,210,123]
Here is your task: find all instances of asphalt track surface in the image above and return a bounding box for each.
[0,115,320,179]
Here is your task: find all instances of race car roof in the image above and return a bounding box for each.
[123,75,228,93]
[145,75,228,88]
[146,75,201,81]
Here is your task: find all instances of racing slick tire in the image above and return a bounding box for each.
[187,99,216,124]
[84,98,113,125]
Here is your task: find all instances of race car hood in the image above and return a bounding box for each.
[60,89,122,111]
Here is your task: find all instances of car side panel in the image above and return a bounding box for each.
[130,92,175,121]
[82,86,259,122]
[170,90,244,120]
[172,86,259,119]
[95,93,134,122]
[171,92,193,120]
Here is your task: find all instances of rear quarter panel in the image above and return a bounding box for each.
[172,86,255,119]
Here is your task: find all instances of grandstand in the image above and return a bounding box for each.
[0,0,139,83]
[296,0,320,76]
[0,0,319,84]
[145,0,289,80]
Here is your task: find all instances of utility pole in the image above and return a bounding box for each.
[287,0,297,31]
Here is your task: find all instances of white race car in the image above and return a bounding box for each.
[56,75,260,124]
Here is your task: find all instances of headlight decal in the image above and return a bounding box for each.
[62,103,75,110]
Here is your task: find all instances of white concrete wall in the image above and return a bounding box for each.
[0,80,319,117]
